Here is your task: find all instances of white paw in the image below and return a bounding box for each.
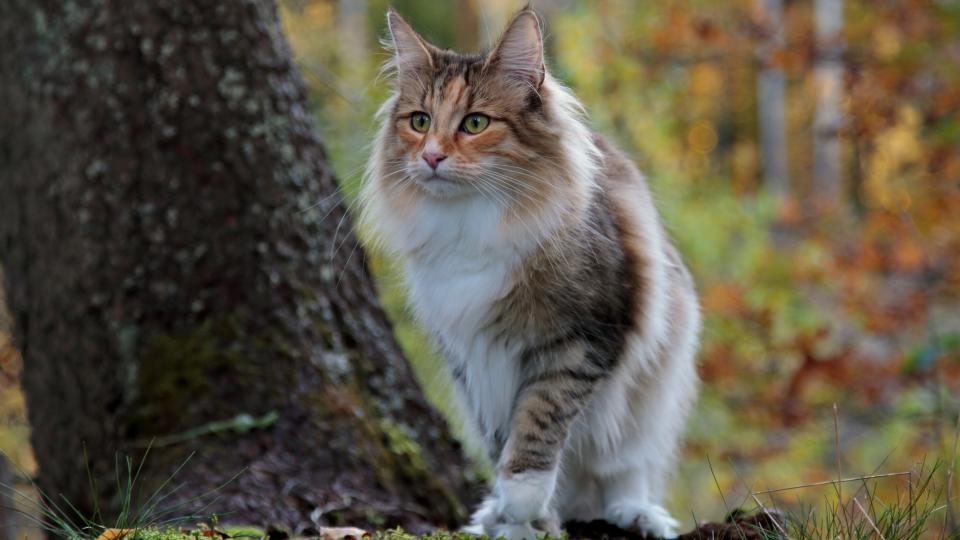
[466,495,499,533]
[605,502,680,539]
[496,470,556,523]
[486,521,547,540]
[460,522,485,536]
[465,493,560,540]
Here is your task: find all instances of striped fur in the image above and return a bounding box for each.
[361,8,701,540]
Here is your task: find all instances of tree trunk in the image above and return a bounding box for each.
[755,0,790,198]
[0,453,12,540]
[0,0,476,534]
[811,0,844,212]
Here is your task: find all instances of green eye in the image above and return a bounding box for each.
[410,112,431,133]
[461,113,490,134]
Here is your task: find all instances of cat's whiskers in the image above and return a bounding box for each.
[476,170,543,206]
[477,169,581,273]
[335,165,411,259]
[471,172,570,278]
[470,177,503,210]
[489,162,605,264]
[331,166,419,287]
[485,164,567,198]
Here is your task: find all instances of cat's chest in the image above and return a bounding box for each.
[406,252,513,343]
[406,253,524,442]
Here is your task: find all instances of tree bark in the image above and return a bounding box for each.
[0,0,476,534]
[0,453,12,540]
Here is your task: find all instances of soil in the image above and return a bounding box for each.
[565,510,787,540]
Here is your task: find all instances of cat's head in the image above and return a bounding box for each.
[367,7,599,206]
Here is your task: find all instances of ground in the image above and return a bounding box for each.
[89,512,785,540]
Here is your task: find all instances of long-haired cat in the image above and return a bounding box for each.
[362,7,700,539]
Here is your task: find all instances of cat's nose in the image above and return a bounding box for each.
[422,151,447,170]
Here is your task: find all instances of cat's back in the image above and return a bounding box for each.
[588,132,698,358]
[591,134,657,213]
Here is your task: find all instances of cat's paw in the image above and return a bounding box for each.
[486,521,549,540]
[464,510,557,540]
[605,502,680,539]
[496,470,556,523]
[465,495,498,533]
[465,492,560,540]
[459,522,485,536]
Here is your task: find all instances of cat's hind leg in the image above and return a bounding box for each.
[593,368,694,539]
[599,465,680,539]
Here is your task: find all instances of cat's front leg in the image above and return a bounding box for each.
[481,343,601,539]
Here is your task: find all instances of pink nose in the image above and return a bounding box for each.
[422,151,447,170]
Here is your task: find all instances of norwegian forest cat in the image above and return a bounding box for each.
[361,7,701,540]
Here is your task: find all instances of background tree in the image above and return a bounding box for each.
[755,0,790,198]
[811,0,844,210]
[0,0,476,534]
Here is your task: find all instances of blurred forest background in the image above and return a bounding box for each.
[1,0,959,536]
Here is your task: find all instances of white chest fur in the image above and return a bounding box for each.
[398,197,528,446]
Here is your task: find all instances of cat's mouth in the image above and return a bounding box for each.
[415,174,468,198]
[422,173,455,183]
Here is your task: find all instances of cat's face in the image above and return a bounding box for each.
[381,9,559,200]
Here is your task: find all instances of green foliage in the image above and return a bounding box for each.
[120,521,266,540]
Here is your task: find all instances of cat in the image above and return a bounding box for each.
[361,7,701,540]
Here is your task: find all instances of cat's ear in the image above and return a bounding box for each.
[386,8,434,75]
[486,8,545,88]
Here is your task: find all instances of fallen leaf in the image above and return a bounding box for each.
[318,526,370,540]
[96,529,135,540]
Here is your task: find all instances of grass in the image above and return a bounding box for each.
[6,464,955,540]
[747,462,959,540]
[0,446,238,540]
[1,439,956,540]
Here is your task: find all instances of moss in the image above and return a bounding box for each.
[379,418,430,479]
[123,526,267,540]
[135,318,246,429]
[375,529,504,540]
[132,316,299,441]
[219,525,267,538]
[118,526,513,540]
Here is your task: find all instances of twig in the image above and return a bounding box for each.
[130,411,279,448]
[724,456,789,538]
[706,456,748,540]
[946,412,960,535]
[295,59,362,108]
[833,403,850,535]
[852,497,885,540]
[754,472,912,495]
[750,493,789,538]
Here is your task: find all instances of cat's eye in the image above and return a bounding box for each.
[461,113,490,134]
[410,112,431,133]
